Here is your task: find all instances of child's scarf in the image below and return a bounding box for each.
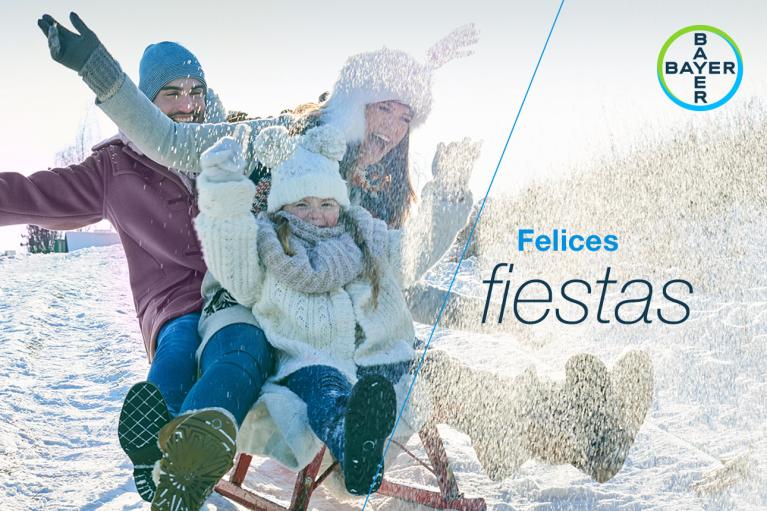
[256,211,364,293]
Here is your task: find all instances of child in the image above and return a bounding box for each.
[192,123,446,495]
[190,125,654,507]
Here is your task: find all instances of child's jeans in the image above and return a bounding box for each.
[147,313,273,425]
[283,361,411,464]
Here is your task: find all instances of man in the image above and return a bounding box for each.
[1,40,273,506]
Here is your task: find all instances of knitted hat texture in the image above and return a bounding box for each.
[258,125,350,212]
[138,41,206,101]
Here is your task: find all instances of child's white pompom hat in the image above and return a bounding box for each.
[255,124,350,212]
[321,24,479,143]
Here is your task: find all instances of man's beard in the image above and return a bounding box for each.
[169,110,205,123]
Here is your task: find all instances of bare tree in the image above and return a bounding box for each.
[54,107,101,167]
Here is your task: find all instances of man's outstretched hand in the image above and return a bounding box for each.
[37,12,100,73]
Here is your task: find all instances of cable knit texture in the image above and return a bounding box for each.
[97,73,294,173]
[79,44,126,102]
[194,173,261,307]
[193,130,475,468]
[256,212,363,294]
[195,162,457,468]
[262,125,351,212]
[196,189,415,379]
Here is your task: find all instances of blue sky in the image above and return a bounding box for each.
[1,0,765,251]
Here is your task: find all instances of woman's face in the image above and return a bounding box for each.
[358,101,413,167]
[282,197,341,228]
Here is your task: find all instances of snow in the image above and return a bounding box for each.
[0,234,764,510]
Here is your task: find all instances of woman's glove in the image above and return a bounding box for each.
[37,12,100,73]
[430,137,481,200]
[200,127,251,182]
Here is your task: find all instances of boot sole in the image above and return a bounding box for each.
[118,382,171,502]
[343,375,397,495]
[151,410,237,511]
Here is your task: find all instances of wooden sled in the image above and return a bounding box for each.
[214,424,486,510]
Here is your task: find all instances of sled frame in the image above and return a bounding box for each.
[214,424,486,510]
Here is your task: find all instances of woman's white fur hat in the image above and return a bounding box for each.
[322,24,479,144]
[257,125,350,213]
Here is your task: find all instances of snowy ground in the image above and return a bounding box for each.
[1,242,764,511]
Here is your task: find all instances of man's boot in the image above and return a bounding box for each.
[151,408,237,511]
[118,381,171,502]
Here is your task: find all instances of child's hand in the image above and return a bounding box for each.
[200,128,250,182]
[431,138,481,198]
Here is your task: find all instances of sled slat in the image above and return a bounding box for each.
[216,479,287,511]
[288,448,325,511]
[393,439,436,475]
[231,453,253,486]
[378,479,487,511]
[313,461,338,488]
[421,425,462,500]
[214,427,487,511]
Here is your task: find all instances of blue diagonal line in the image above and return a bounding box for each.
[361,0,567,507]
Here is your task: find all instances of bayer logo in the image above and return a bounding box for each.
[657,25,743,111]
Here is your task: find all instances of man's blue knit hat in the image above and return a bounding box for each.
[138,42,206,101]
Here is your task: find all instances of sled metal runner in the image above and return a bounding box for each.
[214,425,487,510]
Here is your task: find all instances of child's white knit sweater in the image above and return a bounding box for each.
[194,168,473,469]
[195,176,417,383]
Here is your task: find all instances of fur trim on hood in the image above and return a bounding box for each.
[321,24,479,144]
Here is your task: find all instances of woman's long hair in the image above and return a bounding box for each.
[361,134,415,229]
[340,210,381,308]
[288,101,416,228]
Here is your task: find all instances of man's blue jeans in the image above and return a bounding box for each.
[147,313,273,425]
[147,313,200,416]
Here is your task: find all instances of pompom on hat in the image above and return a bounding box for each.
[256,125,350,212]
[321,24,479,143]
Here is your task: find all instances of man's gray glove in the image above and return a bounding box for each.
[37,12,100,73]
